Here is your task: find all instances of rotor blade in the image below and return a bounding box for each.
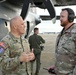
[0,0,6,3]
[43,0,56,23]
[20,0,30,20]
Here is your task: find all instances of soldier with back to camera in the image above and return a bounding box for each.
[49,8,76,75]
[28,27,45,75]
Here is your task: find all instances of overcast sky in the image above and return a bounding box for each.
[35,5,76,33]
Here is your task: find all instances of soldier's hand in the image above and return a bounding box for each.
[28,48,35,61]
[19,52,30,62]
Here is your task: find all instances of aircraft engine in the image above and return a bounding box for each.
[24,12,41,38]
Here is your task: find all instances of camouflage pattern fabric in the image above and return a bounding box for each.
[0,32,31,75]
[55,23,76,75]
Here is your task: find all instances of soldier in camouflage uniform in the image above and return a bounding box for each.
[0,16,35,75]
[49,8,76,75]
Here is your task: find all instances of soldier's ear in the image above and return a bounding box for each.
[13,24,18,30]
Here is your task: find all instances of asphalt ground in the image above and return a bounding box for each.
[33,34,58,75]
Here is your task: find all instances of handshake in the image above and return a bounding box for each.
[19,49,35,62]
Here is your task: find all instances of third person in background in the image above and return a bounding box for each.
[28,27,45,75]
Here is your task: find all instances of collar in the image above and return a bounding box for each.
[61,23,75,35]
[9,32,21,42]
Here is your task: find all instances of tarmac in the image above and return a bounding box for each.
[33,51,55,75]
[33,34,58,75]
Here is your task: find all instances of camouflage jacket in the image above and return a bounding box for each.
[0,33,31,75]
[55,23,76,75]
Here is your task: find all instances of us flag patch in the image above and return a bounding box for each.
[0,42,5,56]
[0,42,5,48]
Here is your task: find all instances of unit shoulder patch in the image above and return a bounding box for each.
[0,42,6,56]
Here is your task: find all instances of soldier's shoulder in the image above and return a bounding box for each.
[37,35,42,38]
[29,34,34,38]
[0,34,11,47]
[73,23,76,28]
[1,34,11,42]
[22,38,28,43]
[71,23,76,32]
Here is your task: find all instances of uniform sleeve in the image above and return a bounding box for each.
[71,66,76,75]
[0,42,6,56]
[0,41,20,71]
[68,66,76,75]
[28,37,30,44]
[68,32,76,75]
[28,37,32,49]
[39,36,45,44]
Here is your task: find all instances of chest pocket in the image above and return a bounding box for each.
[57,32,75,55]
[21,39,30,53]
[59,32,76,55]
